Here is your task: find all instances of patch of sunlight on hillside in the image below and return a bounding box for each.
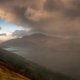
[0,63,31,80]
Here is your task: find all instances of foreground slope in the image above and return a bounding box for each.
[0,48,75,80]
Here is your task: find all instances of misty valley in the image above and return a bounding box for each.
[0,33,80,80]
[0,0,80,80]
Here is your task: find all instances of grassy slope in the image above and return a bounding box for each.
[0,64,30,80]
[0,48,75,80]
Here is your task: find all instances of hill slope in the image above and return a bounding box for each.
[0,33,80,80]
[0,48,75,80]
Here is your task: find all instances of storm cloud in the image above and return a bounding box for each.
[0,0,80,35]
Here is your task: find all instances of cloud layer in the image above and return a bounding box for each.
[0,33,13,43]
[0,0,80,35]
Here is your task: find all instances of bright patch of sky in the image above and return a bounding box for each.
[0,19,23,34]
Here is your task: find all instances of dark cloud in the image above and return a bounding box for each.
[44,0,62,11]
[64,0,80,18]
[0,0,80,35]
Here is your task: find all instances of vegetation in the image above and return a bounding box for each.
[0,48,76,80]
[0,64,30,80]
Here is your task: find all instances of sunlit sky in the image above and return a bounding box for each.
[0,19,23,34]
[0,19,33,42]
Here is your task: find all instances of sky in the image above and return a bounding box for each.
[0,19,23,34]
[0,19,33,42]
[0,0,80,35]
[0,0,80,42]
[0,19,25,42]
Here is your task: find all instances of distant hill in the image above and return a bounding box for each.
[0,33,69,50]
[1,33,80,51]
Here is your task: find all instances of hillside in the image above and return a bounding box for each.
[0,48,75,80]
[0,63,30,80]
[0,33,74,50]
[0,33,80,80]
[1,33,80,52]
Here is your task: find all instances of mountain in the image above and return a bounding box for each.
[1,33,80,51]
[0,48,75,80]
[0,33,80,80]
[0,33,70,50]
